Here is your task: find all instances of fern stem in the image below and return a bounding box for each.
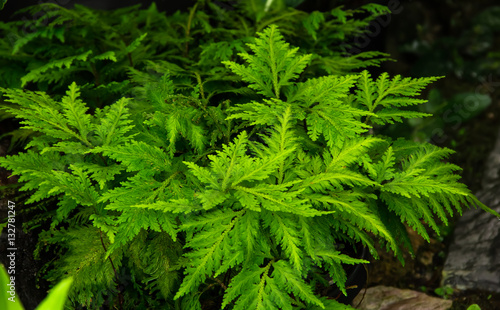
[223,269,232,289]
[224,100,233,144]
[266,26,280,98]
[127,52,134,67]
[211,277,227,290]
[90,63,100,87]
[98,229,123,310]
[256,10,303,32]
[194,72,205,100]
[42,117,92,147]
[246,125,261,144]
[89,63,103,108]
[184,3,198,58]
[146,171,181,203]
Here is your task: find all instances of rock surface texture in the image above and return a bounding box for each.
[443,126,500,292]
[352,286,453,310]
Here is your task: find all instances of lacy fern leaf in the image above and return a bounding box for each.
[222,24,312,98]
[21,50,93,87]
[1,15,498,310]
[355,70,441,125]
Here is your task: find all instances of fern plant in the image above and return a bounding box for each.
[0,0,390,151]
[2,17,499,310]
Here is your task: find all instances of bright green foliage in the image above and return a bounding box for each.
[223,25,312,98]
[0,0,391,94]
[355,70,442,125]
[1,264,73,310]
[1,6,499,310]
[0,1,390,150]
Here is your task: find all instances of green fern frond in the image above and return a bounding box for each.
[372,109,432,125]
[355,70,442,125]
[331,219,378,259]
[323,136,383,173]
[100,172,166,208]
[72,162,123,190]
[223,259,324,310]
[467,194,500,218]
[360,3,392,16]
[11,26,65,54]
[93,97,136,147]
[223,24,312,98]
[376,140,493,241]
[93,141,170,174]
[272,260,324,308]
[263,212,303,272]
[198,39,247,65]
[144,94,207,157]
[1,87,85,143]
[291,74,359,105]
[380,193,430,241]
[290,75,373,148]
[105,208,177,258]
[0,150,59,197]
[310,297,356,310]
[306,108,370,149]
[251,104,301,183]
[313,52,390,76]
[309,192,399,255]
[125,33,148,54]
[45,226,122,309]
[20,50,93,87]
[234,211,263,263]
[90,51,118,62]
[226,98,289,126]
[371,146,396,183]
[47,164,100,206]
[60,82,92,142]
[122,198,204,214]
[1,9,495,310]
[175,209,244,300]
[140,232,181,299]
[234,182,323,216]
[184,131,293,192]
[315,249,368,295]
[222,264,274,310]
[302,11,325,40]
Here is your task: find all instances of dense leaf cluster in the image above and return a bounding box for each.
[1,2,498,310]
[0,0,391,149]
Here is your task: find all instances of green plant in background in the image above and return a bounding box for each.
[0,4,151,95]
[389,5,500,143]
[402,6,500,79]
[433,285,454,299]
[0,3,161,150]
[0,0,392,150]
[0,0,391,93]
[384,88,492,143]
[1,264,72,310]
[1,22,499,309]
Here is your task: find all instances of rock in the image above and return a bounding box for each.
[442,126,500,293]
[352,285,453,310]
